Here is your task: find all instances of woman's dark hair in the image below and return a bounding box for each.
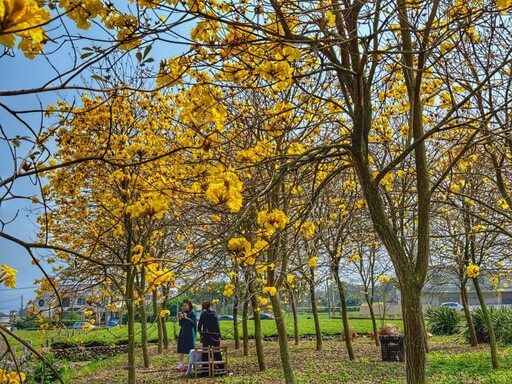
[201,300,211,311]
[183,300,193,310]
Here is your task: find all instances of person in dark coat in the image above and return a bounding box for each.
[198,300,221,347]
[198,300,223,368]
[177,299,196,369]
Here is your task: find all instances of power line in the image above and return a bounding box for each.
[0,285,38,291]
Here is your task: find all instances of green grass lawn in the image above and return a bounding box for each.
[219,313,402,338]
[6,313,402,353]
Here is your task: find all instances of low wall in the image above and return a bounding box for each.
[51,344,129,361]
[359,303,401,315]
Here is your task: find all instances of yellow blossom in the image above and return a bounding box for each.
[378,275,391,283]
[228,237,251,253]
[497,198,510,210]
[0,264,17,288]
[228,271,237,279]
[299,221,316,239]
[308,256,318,268]
[146,196,169,219]
[223,283,235,297]
[286,274,296,284]
[0,0,50,58]
[257,209,289,236]
[262,286,277,296]
[257,296,268,306]
[496,0,512,13]
[0,369,26,383]
[159,309,171,317]
[466,264,480,278]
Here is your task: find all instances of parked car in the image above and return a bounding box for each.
[72,321,96,329]
[218,315,242,321]
[440,302,464,311]
[249,313,274,320]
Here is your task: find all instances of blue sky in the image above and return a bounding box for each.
[0,52,53,312]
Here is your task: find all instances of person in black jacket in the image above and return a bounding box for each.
[198,300,221,347]
[197,300,223,369]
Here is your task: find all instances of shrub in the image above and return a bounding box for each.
[83,340,111,348]
[425,306,462,335]
[462,307,512,344]
[28,354,68,384]
[51,341,78,349]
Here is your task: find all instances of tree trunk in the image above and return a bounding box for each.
[308,270,323,351]
[161,286,170,350]
[152,290,163,354]
[242,298,249,356]
[126,266,136,384]
[460,282,477,347]
[249,281,266,370]
[401,281,427,384]
[289,286,300,345]
[233,294,240,350]
[138,269,150,368]
[139,300,150,368]
[473,277,499,368]
[270,293,296,384]
[333,270,355,360]
[365,293,379,347]
[351,148,429,383]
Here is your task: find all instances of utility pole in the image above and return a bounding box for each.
[20,295,23,317]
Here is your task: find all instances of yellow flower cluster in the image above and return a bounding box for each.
[378,275,391,283]
[228,237,251,253]
[228,237,268,266]
[286,274,296,284]
[254,59,293,92]
[205,168,243,212]
[257,209,289,236]
[82,323,94,333]
[236,140,276,164]
[84,309,94,317]
[497,198,510,210]
[131,244,144,265]
[156,57,186,87]
[0,369,26,383]
[496,0,512,13]
[0,264,17,288]
[308,256,318,268]
[160,309,171,317]
[59,0,104,30]
[262,286,277,297]
[146,195,169,219]
[299,221,316,239]
[256,296,268,306]
[223,283,235,297]
[0,0,50,58]
[146,264,175,290]
[466,264,480,278]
